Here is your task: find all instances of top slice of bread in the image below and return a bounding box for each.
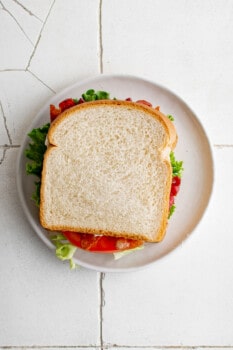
[40,100,177,242]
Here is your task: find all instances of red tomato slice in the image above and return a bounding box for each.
[59,98,76,112]
[50,104,61,121]
[62,231,143,253]
[63,231,82,247]
[136,99,153,107]
[171,176,181,196]
[171,184,180,196]
[169,176,181,207]
[169,195,175,208]
[172,176,181,186]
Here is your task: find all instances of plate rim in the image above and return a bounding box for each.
[16,73,215,272]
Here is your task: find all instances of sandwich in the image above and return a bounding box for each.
[25,89,183,268]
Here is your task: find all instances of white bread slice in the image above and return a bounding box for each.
[40,100,177,242]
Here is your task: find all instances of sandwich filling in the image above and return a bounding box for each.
[25,89,183,268]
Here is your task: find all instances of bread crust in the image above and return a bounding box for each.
[48,99,177,150]
[40,100,177,243]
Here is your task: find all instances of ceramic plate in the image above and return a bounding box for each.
[17,74,214,272]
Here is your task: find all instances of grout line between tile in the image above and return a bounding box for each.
[0,69,25,72]
[214,144,233,148]
[0,347,101,349]
[0,0,34,46]
[0,101,13,145]
[0,145,20,165]
[27,69,56,93]
[26,0,56,70]
[0,145,20,148]
[1,345,233,349]
[103,346,233,349]
[0,69,55,92]
[12,0,43,22]
[0,147,6,165]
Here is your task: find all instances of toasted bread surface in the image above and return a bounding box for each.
[40,100,177,242]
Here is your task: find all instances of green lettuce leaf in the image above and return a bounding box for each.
[167,114,175,121]
[25,123,50,175]
[168,204,176,219]
[170,151,184,178]
[168,152,184,218]
[82,89,110,101]
[25,123,50,205]
[51,234,78,269]
[113,245,144,260]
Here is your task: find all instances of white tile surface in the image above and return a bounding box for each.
[28,0,100,92]
[1,0,43,45]
[0,7,33,69]
[11,0,54,22]
[103,348,233,350]
[0,149,100,346]
[0,101,10,145]
[102,148,233,346]
[0,71,54,145]
[102,0,233,145]
[1,0,233,347]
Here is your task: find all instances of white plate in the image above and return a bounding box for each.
[17,74,214,272]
